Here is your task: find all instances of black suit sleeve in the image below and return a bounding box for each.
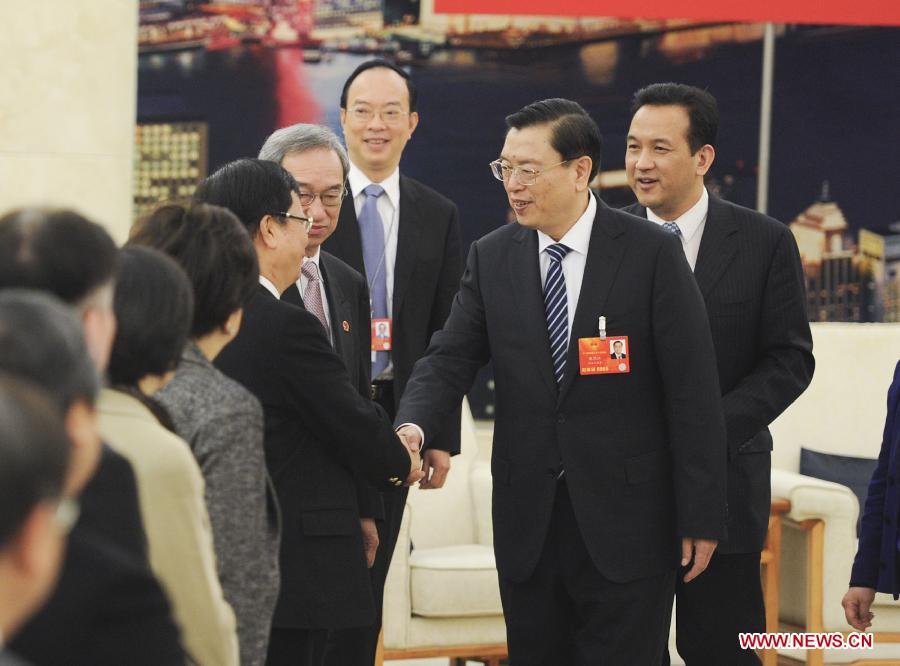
[422,203,465,455]
[651,235,728,540]
[397,240,490,439]
[277,307,412,488]
[350,275,387,519]
[722,226,814,454]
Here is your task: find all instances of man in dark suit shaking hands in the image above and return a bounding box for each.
[196,159,424,666]
[259,124,384,580]
[321,59,463,664]
[623,83,814,665]
[396,98,728,665]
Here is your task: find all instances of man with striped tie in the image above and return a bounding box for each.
[395,98,727,665]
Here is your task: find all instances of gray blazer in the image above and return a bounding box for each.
[157,342,280,666]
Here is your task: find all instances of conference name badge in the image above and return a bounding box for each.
[578,316,630,375]
[371,318,392,351]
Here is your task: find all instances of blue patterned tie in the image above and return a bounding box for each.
[544,243,572,386]
[662,221,683,239]
[359,184,389,378]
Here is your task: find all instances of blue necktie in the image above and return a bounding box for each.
[544,243,572,386]
[359,184,389,378]
[662,221,683,239]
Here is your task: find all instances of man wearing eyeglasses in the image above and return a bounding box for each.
[259,123,387,620]
[317,59,463,665]
[395,98,727,664]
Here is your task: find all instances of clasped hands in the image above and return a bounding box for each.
[396,425,451,488]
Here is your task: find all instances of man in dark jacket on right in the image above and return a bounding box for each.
[623,82,815,665]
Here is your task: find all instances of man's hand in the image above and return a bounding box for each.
[360,518,379,568]
[396,427,424,486]
[681,537,718,583]
[420,449,451,489]
[842,586,876,630]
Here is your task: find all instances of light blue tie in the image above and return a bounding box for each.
[662,221,683,239]
[544,243,572,386]
[359,184,389,379]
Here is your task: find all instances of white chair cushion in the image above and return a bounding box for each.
[409,544,503,618]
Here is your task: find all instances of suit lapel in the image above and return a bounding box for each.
[329,197,366,273]
[557,201,627,403]
[318,255,348,357]
[392,176,420,318]
[693,195,739,297]
[508,225,558,399]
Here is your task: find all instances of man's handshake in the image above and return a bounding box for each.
[397,425,424,485]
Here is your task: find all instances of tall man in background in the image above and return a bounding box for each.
[623,82,814,665]
[322,59,463,663]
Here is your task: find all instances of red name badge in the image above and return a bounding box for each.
[578,335,630,375]
[371,318,392,351]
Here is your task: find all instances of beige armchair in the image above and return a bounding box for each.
[381,399,507,664]
[768,323,900,664]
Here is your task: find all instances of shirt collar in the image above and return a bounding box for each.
[258,275,280,299]
[646,187,709,244]
[303,249,321,268]
[537,192,597,257]
[347,161,401,209]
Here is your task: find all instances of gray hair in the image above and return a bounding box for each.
[258,124,350,179]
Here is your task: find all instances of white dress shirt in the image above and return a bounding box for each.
[645,187,709,271]
[297,251,332,330]
[258,275,280,299]
[536,192,598,338]
[347,162,401,314]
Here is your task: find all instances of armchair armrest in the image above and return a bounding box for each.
[771,468,860,632]
[383,501,413,649]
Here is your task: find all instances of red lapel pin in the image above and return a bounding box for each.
[342,320,350,332]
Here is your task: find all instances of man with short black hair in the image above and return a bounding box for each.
[260,123,383,587]
[623,82,814,665]
[196,159,424,666]
[321,60,463,664]
[396,97,727,664]
[0,376,71,665]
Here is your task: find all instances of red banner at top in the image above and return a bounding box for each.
[432,0,900,27]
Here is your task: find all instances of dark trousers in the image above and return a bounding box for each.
[267,628,329,666]
[499,480,675,666]
[663,551,765,666]
[322,487,407,665]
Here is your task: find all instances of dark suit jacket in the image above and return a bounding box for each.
[624,194,814,553]
[10,528,183,666]
[851,361,900,597]
[324,174,463,452]
[77,444,147,561]
[283,251,383,520]
[215,285,412,629]
[396,198,727,584]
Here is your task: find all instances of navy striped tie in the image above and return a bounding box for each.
[544,243,572,385]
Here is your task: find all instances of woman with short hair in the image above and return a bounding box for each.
[131,203,280,666]
[98,245,239,666]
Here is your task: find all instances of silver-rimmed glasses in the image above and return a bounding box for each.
[489,159,570,186]
[297,188,347,209]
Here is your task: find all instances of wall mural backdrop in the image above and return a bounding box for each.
[136,0,899,413]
